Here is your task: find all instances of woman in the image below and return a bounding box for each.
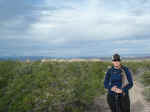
[104,53,133,112]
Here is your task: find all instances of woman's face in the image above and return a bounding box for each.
[112,61,121,67]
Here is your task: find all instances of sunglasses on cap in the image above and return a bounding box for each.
[112,59,120,61]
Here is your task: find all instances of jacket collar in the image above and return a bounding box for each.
[112,65,122,71]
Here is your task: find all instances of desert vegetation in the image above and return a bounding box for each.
[0,60,150,112]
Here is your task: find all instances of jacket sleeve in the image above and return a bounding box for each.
[104,69,111,91]
[122,66,133,93]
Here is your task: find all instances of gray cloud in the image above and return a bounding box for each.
[1,0,150,57]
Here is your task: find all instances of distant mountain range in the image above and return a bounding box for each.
[0,55,150,61]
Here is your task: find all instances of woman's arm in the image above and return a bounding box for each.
[104,69,111,91]
[121,66,133,93]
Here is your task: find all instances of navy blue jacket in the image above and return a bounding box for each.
[104,65,133,96]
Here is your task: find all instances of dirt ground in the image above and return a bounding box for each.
[129,77,150,112]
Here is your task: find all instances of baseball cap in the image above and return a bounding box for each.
[112,53,121,61]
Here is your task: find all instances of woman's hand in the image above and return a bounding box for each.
[111,86,123,93]
[111,85,117,91]
[115,88,123,93]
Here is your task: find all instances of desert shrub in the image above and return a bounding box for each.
[140,71,150,101]
[143,88,150,101]
[1,60,150,112]
[0,61,106,112]
[141,71,150,86]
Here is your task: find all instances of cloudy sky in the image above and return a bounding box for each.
[1,0,150,58]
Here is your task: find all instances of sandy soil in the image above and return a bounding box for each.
[130,79,150,112]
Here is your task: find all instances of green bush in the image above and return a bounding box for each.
[143,88,150,101]
[140,69,150,101]
[141,71,150,86]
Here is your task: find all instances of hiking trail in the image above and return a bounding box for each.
[130,78,150,112]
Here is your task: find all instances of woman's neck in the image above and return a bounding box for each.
[114,65,121,69]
